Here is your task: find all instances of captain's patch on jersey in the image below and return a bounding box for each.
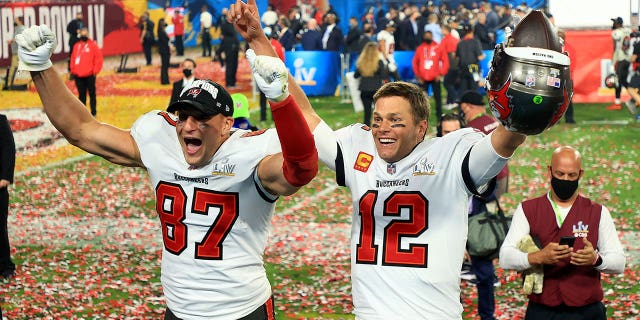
[354,151,373,172]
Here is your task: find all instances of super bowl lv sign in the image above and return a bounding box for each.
[0,1,142,67]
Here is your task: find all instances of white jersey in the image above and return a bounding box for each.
[131,111,281,320]
[330,125,484,319]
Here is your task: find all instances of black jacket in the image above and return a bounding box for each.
[0,114,15,184]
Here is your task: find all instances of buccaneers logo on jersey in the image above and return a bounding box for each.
[487,75,513,121]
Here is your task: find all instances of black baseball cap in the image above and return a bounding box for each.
[459,90,485,106]
[168,79,234,117]
[611,17,623,25]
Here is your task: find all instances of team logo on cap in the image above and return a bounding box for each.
[188,88,202,98]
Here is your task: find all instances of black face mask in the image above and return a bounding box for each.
[423,38,433,44]
[551,176,579,201]
[182,68,193,78]
[80,36,88,41]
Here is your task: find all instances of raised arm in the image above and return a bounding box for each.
[17,25,141,167]
[228,0,322,131]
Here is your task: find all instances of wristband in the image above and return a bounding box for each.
[592,251,603,266]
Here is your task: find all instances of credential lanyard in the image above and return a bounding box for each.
[548,193,564,227]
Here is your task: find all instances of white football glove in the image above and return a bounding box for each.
[246,49,289,102]
[16,25,56,72]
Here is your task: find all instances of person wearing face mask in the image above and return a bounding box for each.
[412,30,449,132]
[169,58,198,106]
[500,146,626,320]
[70,27,103,116]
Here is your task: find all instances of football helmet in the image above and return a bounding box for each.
[604,73,618,88]
[486,10,573,135]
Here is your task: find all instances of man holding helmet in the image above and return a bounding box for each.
[245,7,573,318]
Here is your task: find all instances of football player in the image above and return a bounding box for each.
[15,16,318,320]
[237,4,572,318]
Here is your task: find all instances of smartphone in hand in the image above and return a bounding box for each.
[559,236,576,247]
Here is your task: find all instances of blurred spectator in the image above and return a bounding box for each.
[475,12,494,50]
[423,13,443,43]
[345,17,363,54]
[448,16,461,39]
[607,16,632,110]
[484,2,499,33]
[261,4,278,29]
[321,13,344,51]
[172,9,185,56]
[157,18,171,85]
[377,20,397,69]
[354,42,390,126]
[288,7,304,38]
[169,58,198,107]
[219,8,239,88]
[70,27,103,116]
[0,113,15,281]
[441,24,461,105]
[200,4,213,57]
[139,11,155,65]
[437,112,464,137]
[3,16,25,89]
[398,10,422,51]
[300,19,323,50]
[413,30,449,135]
[66,11,84,73]
[456,23,485,93]
[278,16,296,51]
[558,29,577,124]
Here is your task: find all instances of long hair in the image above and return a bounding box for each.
[355,42,380,77]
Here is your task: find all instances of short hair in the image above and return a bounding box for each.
[373,81,430,124]
[182,58,196,68]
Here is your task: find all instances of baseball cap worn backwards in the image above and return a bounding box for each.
[611,17,623,25]
[168,79,234,117]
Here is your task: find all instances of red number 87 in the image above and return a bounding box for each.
[156,182,239,260]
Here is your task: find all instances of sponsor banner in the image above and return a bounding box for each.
[0,0,142,67]
[285,51,341,96]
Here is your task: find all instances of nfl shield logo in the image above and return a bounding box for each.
[387,163,396,175]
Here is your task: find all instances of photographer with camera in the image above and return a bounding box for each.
[500,146,626,319]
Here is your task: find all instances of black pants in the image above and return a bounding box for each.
[225,47,239,87]
[0,187,14,274]
[174,35,184,56]
[160,50,170,85]
[420,80,443,122]
[201,28,211,57]
[143,38,154,65]
[564,101,575,123]
[443,70,459,104]
[615,60,630,99]
[164,296,275,320]
[74,75,97,116]
[525,301,606,320]
[360,90,375,126]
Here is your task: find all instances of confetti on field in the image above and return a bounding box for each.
[1,55,638,320]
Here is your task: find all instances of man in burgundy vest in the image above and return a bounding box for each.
[499,146,626,319]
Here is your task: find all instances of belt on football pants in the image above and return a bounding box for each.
[164,296,275,320]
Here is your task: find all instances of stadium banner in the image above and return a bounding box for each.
[0,0,144,67]
[285,51,341,96]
